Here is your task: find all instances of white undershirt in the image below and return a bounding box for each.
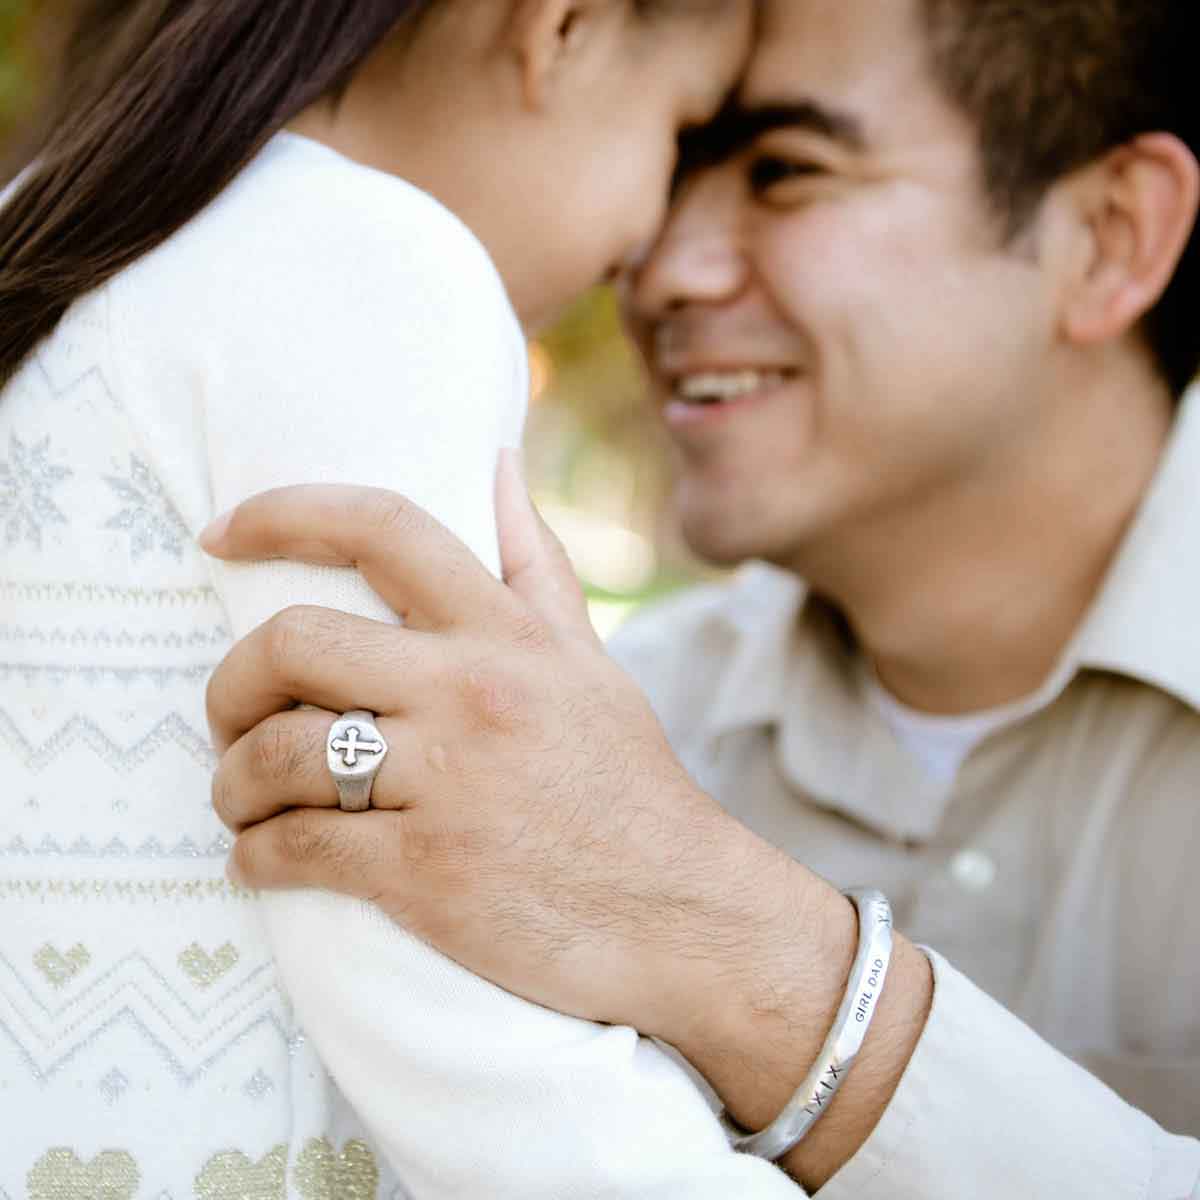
[865,673,1047,785]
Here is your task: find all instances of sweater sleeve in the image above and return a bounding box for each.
[107,142,802,1198]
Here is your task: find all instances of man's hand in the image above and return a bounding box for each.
[203,455,793,1047]
[201,454,931,1191]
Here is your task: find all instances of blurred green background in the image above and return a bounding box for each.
[0,2,707,636]
[0,1,43,150]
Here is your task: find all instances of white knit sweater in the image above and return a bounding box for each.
[0,133,795,1198]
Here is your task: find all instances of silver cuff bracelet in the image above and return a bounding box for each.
[721,888,895,1162]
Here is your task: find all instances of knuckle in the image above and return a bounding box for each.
[401,821,483,878]
[278,809,332,864]
[204,664,235,747]
[211,768,239,830]
[456,663,530,734]
[229,834,259,885]
[356,489,423,541]
[509,615,553,654]
[274,810,377,883]
[248,717,306,786]
[263,606,323,680]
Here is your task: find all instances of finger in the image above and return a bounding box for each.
[212,709,423,832]
[200,484,514,630]
[495,449,598,643]
[228,807,399,900]
[205,605,440,754]
[213,708,339,831]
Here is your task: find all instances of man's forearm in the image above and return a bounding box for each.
[668,857,933,1193]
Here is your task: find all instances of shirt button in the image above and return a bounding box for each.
[950,849,997,893]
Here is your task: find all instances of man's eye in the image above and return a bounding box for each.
[748,156,825,194]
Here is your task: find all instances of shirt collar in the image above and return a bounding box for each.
[704,565,949,843]
[1069,387,1200,713]
[701,386,1200,843]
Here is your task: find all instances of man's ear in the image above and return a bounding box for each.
[508,0,599,110]
[1059,133,1200,349]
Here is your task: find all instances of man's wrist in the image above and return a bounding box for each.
[664,852,933,1191]
[670,859,857,1128]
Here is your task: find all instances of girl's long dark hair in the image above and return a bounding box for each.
[0,0,433,386]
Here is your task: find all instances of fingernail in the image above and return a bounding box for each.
[198,507,234,551]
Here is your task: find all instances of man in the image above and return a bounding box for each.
[203,0,1200,1195]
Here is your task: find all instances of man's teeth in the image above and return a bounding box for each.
[675,370,791,404]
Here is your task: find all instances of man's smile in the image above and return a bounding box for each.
[660,365,803,431]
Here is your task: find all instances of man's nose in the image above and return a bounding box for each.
[627,171,748,321]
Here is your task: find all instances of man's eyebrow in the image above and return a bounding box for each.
[678,98,867,174]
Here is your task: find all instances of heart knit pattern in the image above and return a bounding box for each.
[32,944,91,989]
[294,1138,381,1200]
[178,942,240,989]
[194,1147,287,1199]
[27,1149,139,1200]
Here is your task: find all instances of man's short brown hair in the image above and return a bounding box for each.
[922,0,1197,397]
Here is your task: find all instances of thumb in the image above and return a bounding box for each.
[495,449,599,643]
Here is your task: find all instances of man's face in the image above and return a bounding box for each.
[625,0,1057,568]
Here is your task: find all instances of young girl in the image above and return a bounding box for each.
[0,1,797,1195]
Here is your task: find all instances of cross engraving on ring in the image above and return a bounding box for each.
[330,726,385,768]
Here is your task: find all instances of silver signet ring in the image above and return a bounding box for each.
[327,711,389,812]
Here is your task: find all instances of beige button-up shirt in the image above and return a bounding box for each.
[608,394,1200,1199]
